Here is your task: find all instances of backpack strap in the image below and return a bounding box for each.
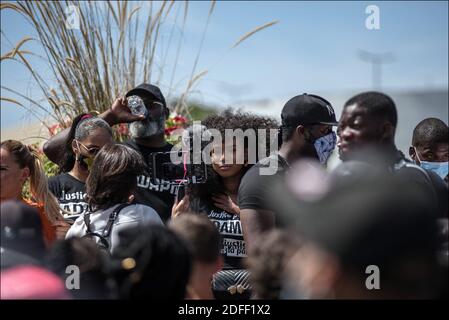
[83,212,110,248]
[102,203,132,238]
[83,211,93,234]
[83,203,133,249]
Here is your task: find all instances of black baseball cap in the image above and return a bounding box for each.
[281,93,338,127]
[1,200,46,269]
[125,83,167,108]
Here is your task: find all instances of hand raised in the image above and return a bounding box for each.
[102,97,146,125]
[171,195,190,219]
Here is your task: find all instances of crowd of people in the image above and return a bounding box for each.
[1,83,448,299]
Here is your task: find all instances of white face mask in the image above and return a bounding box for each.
[414,147,449,181]
[314,131,337,165]
[129,115,165,138]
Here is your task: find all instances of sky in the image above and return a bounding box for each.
[1,1,448,131]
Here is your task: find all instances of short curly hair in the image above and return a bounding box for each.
[344,91,398,128]
[412,118,448,148]
[189,109,279,210]
[202,108,279,159]
[203,108,278,133]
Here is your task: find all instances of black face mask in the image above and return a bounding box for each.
[77,154,94,171]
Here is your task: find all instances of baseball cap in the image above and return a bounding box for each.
[281,93,338,127]
[1,200,46,269]
[125,83,167,108]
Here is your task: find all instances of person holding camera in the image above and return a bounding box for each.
[172,109,278,299]
[43,84,177,223]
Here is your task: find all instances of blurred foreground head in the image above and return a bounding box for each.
[169,214,222,299]
[45,237,116,299]
[1,200,46,270]
[273,161,444,299]
[169,213,221,264]
[1,265,70,299]
[111,224,191,299]
[246,229,302,299]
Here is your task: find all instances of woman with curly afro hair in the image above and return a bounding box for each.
[172,108,279,299]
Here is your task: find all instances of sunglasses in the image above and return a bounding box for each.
[76,140,100,156]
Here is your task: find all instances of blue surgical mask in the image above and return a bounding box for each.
[420,161,448,180]
[414,147,449,180]
[314,131,337,165]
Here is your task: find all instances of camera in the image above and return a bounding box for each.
[147,124,209,186]
[148,150,207,185]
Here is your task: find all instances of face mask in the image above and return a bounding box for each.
[414,147,449,180]
[313,131,337,165]
[129,115,165,138]
[77,154,94,171]
[420,161,449,180]
[75,140,96,171]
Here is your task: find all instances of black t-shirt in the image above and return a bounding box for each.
[391,152,448,219]
[48,173,88,221]
[424,170,448,218]
[191,198,247,270]
[123,139,177,223]
[333,149,448,218]
[238,154,290,217]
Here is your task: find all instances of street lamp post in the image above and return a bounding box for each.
[358,50,395,90]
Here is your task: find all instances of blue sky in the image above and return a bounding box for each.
[1,1,448,130]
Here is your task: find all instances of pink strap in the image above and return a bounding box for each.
[81,114,93,121]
